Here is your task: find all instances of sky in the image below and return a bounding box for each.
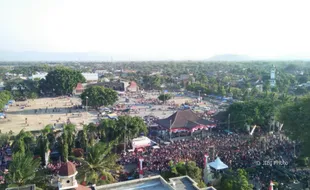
[1,0,310,60]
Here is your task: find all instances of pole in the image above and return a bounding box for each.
[169,119,172,140]
[228,114,230,131]
[163,90,165,105]
[198,90,201,103]
[124,120,127,154]
[86,96,88,120]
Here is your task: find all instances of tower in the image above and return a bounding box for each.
[58,162,78,190]
[270,65,276,87]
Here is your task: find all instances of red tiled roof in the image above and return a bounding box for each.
[76,83,84,90]
[75,184,91,190]
[58,161,77,176]
[129,81,137,88]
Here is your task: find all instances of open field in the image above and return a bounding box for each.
[0,97,98,133]
[0,94,215,134]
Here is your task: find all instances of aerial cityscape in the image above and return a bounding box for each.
[1,1,310,190]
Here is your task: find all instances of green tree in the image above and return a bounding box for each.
[221,169,253,190]
[5,79,40,100]
[278,95,310,156]
[63,124,76,155]
[298,75,309,84]
[12,130,34,154]
[158,94,172,102]
[219,86,226,97]
[226,99,276,131]
[0,90,12,109]
[263,81,271,93]
[76,126,89,150]
[196,73,208,84]
[58,124,76,162]
[41,68,86,95]
[162,161,205,188]
[76,123,98,149]
[4,151,41,187]
[80,86,118,109]
[99,115,148,144]
[71,142,119,185]
[142,75,162,90]
[0,133,11,146]
[250,87,259,97]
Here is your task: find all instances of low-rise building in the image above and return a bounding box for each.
[29,72,48,80]
[96,175,216,190]
[82,73,99,83]
[126,81,139,92]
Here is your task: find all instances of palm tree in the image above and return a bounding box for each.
[4,151,41,187]
[63,124,76,154]
[76,126,88,150]
[37,125,54,166]
[98,119,118,143]
[71,142,120,184]
[12,130,34,154]
[85,123,98,146]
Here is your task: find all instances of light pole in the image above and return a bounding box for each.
[198,90,201,102]
[86,96,88,120]
[124,120,127,154]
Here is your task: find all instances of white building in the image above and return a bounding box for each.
[29,72,48,80]
[0,82,5,91]
[94,70,109,76]
[82,73,98,83]
[270,65,276,87]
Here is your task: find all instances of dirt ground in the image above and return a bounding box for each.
[0,95,209,134]
[0,97,98,134]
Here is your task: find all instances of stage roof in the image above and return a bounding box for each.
[155,109,215,130]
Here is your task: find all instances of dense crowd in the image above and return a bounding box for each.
[119,131,298,188]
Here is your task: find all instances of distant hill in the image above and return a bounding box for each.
[207,54,253,61]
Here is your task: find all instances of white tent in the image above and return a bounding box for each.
[208,157,228,170]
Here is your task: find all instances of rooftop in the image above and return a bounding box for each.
[169,176,200,190]
[95,175,214,190]
[6,185,36,190]
[96,176,173,190]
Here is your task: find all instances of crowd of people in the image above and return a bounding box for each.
[119,130,298,188]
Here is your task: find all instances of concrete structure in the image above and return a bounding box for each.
[96,175,215,190]
[82,73,99,83]
[270,65,276,87]
[88,81,129,92]
[6,185,36,190]
[0,82,5,91]
[94,70,109,77]
[203,154,213,184]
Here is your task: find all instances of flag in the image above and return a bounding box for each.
[269,181,275,190]
[164,90,168,94]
